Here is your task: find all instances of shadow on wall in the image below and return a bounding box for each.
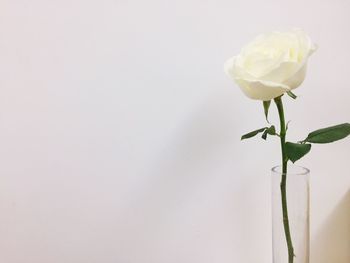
[311,190,350,263]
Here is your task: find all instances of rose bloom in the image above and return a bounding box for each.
[224,29,317,101]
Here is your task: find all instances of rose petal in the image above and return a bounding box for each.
[260,61,300,83]
[224,56,236,78]
[283,62,307,90]
[234,78,290,101]
[224,56,256,80]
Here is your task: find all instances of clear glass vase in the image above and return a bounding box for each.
[271,165,310,263]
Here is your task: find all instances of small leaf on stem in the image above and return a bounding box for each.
[263,100,271,123]
[261,126,276,140]
[266,125,276,135]
[286,120,291,131]
[286,91,297,99]
[241,127,267,140]
[285,142,312,163]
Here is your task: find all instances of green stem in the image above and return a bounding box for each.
[274,96,294,263]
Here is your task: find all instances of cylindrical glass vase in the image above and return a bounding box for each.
[271,165,310,263]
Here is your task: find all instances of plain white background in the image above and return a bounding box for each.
[0,0,349,262]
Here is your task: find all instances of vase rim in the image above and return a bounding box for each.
[271,165,310,175]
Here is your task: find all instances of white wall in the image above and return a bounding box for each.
[0,0,349,262]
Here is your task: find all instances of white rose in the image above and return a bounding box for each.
[224,29,317,101]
